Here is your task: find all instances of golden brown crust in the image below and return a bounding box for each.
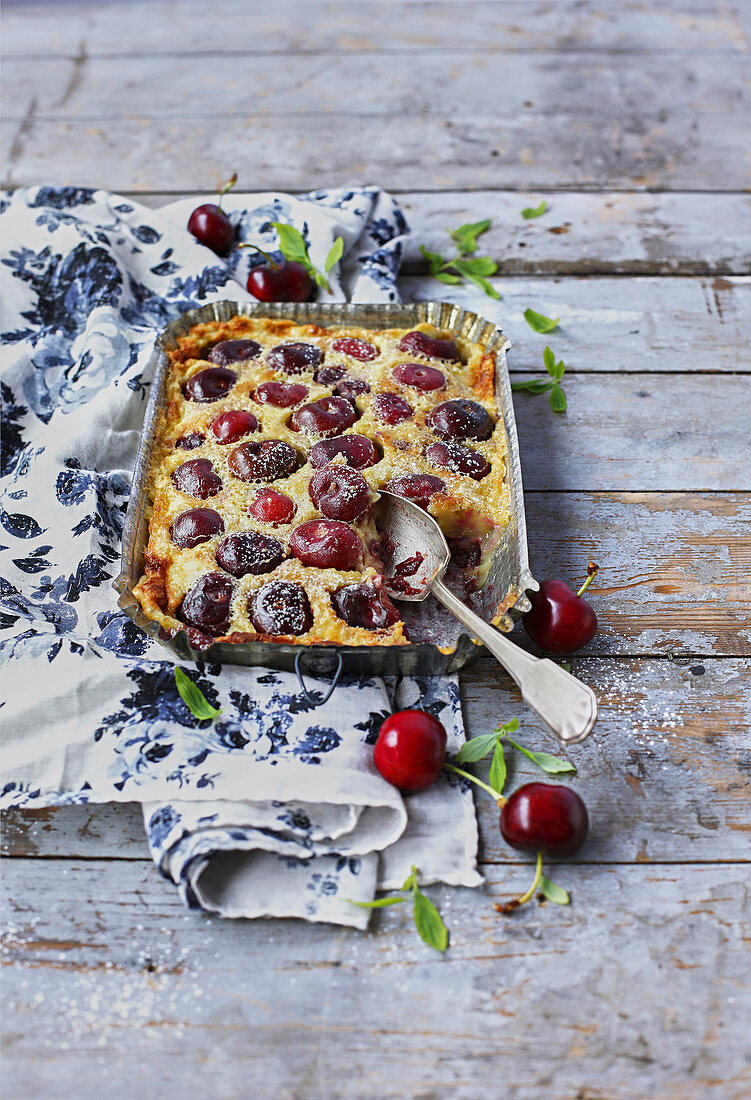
[134,316,510,647]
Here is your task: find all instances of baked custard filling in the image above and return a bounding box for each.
[133,315,511,648]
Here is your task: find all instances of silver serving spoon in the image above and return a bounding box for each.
[376,492,597,745]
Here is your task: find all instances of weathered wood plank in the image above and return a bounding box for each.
[5,52,748,123]
[3,111,746,192]
[124,192,751,276]
[4,0,748,57]
[511,374,751,492]
[4,657,750,862]
[2,859,750,1099]
[406,276,751,367]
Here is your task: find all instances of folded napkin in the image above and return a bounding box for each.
[0,185,482,926]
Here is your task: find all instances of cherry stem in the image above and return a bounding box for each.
[444,763,505,807]
[238,242,278,269]
[217,173,238,212]
[517,852,543,906]
[576,560,599,598]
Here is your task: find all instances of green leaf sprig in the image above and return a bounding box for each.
[347,864,449,952]
[511,346,567,413]
[271,222,343,292]
[174,667,222,722]
[521,200,548,220]
[446,719,575,910]
[420,219,500,299]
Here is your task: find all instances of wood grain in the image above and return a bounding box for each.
[3,656,750,863]
[4,109,746,193]
[2,858,750,1100]
[4,0,748,56]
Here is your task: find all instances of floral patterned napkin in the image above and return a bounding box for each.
[0,186,482,926]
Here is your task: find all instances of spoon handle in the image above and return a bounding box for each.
[431,578,597,745]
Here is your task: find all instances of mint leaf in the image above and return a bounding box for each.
[324,236,344,273]
[511,379,553,394]
[521,200,548,220]
[271,222,309,266]
[346,896,406,909]
[525,308,559,334]
[454,256,497,277]
[419,244,444,274]
[454,731,501,764]
[539,875,570,905]
[462,272,500,299]
[543,346,557,376]
[449,219,491,253]
[413,888,449,951]
[435,270,463,285]
[496,717,519,737]
[401,867,419,892]
[549,383,567,413]
[488,742,507,796]
[174,668,221,722]
[505,736,576,775]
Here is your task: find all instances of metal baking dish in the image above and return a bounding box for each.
[114,299,537,677]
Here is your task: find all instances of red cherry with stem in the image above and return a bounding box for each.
[523,562,599,654]
[247,261,313,303]
[373,710,447,792]
[187,174,237,255]
[500,782,589,858]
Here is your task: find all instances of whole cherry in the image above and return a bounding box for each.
[247,260,313,303]
[500,782,589,858]
[373,710,447,792]
[187,174,237,255]
[523,561,599,654]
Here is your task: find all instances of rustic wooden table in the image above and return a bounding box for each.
[2,1,750,1096]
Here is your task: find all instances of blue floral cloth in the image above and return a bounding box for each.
[0,186,482,927]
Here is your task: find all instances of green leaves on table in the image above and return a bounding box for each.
[539,875,570,905]
[521,200,548,220]
[524,307,559,334]
[174,667,221,722]
[511,345,568,413]
[452,715,575,799]
[347,865,449,952]
[420,219,500,299]
[271,221,343,291]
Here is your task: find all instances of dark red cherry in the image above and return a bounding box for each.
[523,579,597,654]
[332,584,400,631]
[314,365,346,385]
[172,458,223,499]
[331,337,378,361]
[175,431,205,450]
[373,392,414,425]
[335,378,370,402]
[500,783,589,858]
[209,409,260,444]
[398,331,460,362]
[309,466,370,521]
[216,531,284,578]
[252,381,309,408]
[289,396,358,437]
[228,439,299,482]
[427,399,494,441]
[187,204,234,255]
[247,261,312,303]
[290,519,363,571]
[373,710,447,792]
[184,367,237,403]
[250,580,313,636]
[392,362,446,392]
[309,434,379,470]
[385,473,445,511]
[170,508,225,548]
[426,441,490,481]
[180,572,234,635]
[208,340,261,366]
[267,342,322,375]
[248,488,295,526]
